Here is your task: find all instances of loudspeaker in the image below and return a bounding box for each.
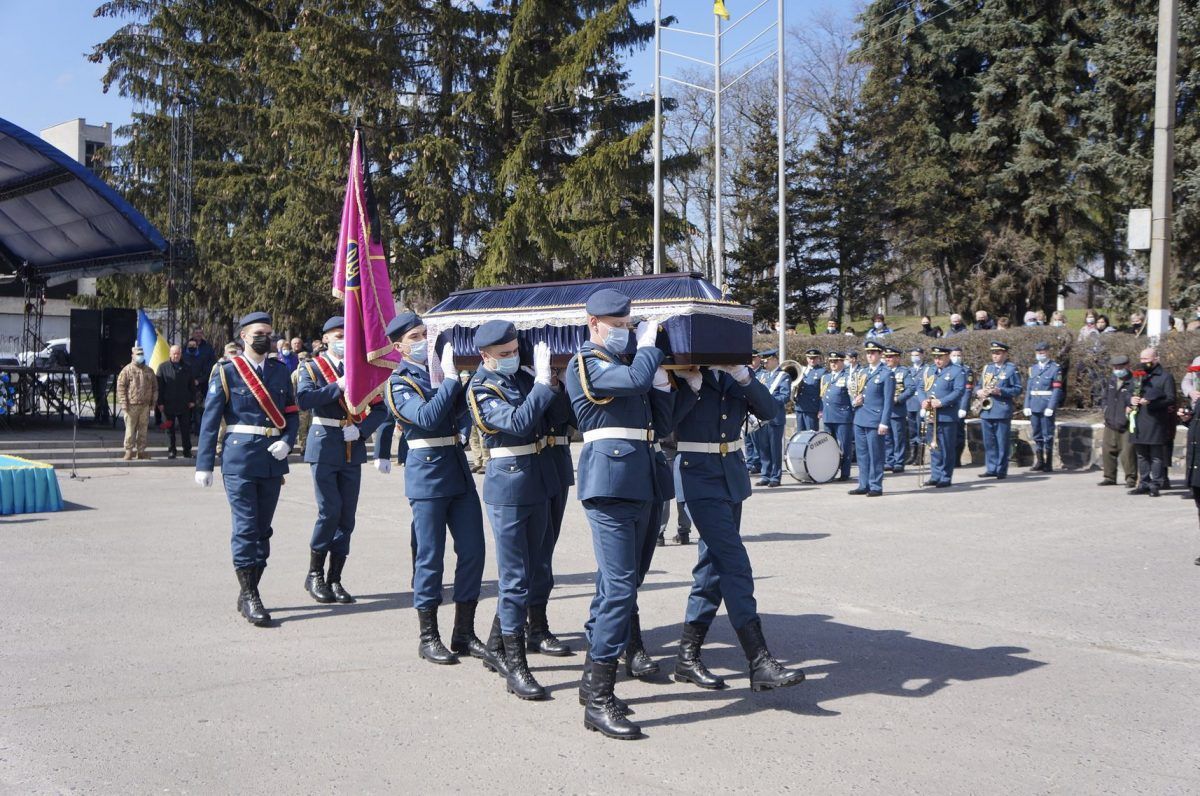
[101,308,137,374]
[69,310,103,373]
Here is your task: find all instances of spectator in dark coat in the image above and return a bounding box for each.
[1098,354,1136,488]
[944,313,969,336]
[1128,348,1177,497]
[1178,379,1200,565]
[918,315,943,338]
[156,344,196,458]
[973,310,995,330]
[183,333,216,433]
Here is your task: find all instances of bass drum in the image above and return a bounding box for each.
[785,430,841,484]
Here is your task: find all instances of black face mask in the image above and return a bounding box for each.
[921,322,930,328]
[249,333,272,355]
[187,346,197,353]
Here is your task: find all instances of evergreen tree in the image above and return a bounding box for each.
[726,101,784,325]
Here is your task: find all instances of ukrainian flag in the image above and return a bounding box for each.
[136,310,170,371]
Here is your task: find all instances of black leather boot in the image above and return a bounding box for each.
[1029,450,1044,473]
[1041,449,1053,472]
[417,607,458,665]
[622,613,659,678]
[578,653,632,715]
[673,529,691,545]
[673,621,726,689]
[482,614,509,677]
[502,633,546,700]
[449,600,490,661]
[305,550,334,604]
[326,553,354,603]
[584,660,642,740]
[235,568,271,626]
[527,603,571,656]
[735,616,805,692]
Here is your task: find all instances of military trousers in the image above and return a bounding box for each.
[981,418,1013,477]
[486,500,548,634]
[529,487,569,606]
[744,426,761,470]
[658,497,691,534]
[223,472,282,570]
[683,497,758,631]
[854,424,886,492]
[1102,427,1136,486]
[884,415,908,470]
[760,422,786,484]
[309,462,362,556]
[823,421,853,479]
[1030,413,1056,454]
[123,403,150,454]
[907,410,922,445]
[411,491,486,610]
[581,497,650,662]
[797,411,820,432]
[929,418,959,484]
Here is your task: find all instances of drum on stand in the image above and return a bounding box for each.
[785,430,841,484]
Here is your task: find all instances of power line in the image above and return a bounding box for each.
[868,0,973,49]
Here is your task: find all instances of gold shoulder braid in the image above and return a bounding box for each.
[385,375,426,425]
[819,373,830,398]
[467,380,508,435]
[577,349,615,406]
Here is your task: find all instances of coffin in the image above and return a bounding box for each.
[422,273,753,368]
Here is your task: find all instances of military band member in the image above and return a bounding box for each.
[295,316,389,605]
[819,352,853,481]
[744,351,764,475]
[906,347,927,462]
[469,321,569,701]
[950,345,972,467]
[918,345,967,488]
[564,288,664,740]
[794,349,825,431]
[755,349,791,488]
[849,341,894,496]
[385,312,489,667]
[1023,342,1063,472]
[882,346,914,473]
[670,362,804,697]
[975,341,1024,479]
[195,312,299,627]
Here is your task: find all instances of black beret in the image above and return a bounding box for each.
[322,316,345,334]
[585,288,632,318]
[238,311,271,329]
[385,312,422,341]
[474,319,517,349]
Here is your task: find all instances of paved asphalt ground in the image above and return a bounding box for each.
[2,455,1198,794]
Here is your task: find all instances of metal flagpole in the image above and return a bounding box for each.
[713,9,725,291]
[653,0,664,275]
[1148,0,1179,339]
[776,0,786,356]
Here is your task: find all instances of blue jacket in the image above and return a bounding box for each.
[852,363,895,428]
[386,360,476,500]
[196,356,299,477]
[295,355,389,466]
[917,363,967,423]
[545,409,577,491]
[905,363,928,412]
[890,364,916,419]
[820,368,854,424]
[565,342,664,503]
[794,365,825,414]
[1024,361,1064,412]
[469,366,568,506]
[957,364,975,415]
[761,368,790,427]
[649,380,696,501]
[977,361,1024,420]
[674,369,776,503]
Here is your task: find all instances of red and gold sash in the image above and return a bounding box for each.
[231,356,288,430]
[313,355,367,424]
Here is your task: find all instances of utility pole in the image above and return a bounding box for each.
[1147,0,1178,339]
[713,9,724,291]
[653,0,663,274]
[776,0,786,356]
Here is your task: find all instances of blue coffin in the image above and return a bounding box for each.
[422,273,753,367]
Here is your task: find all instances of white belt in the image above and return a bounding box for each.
[489,442,542,458]
[676,439,744,455]
[582,427,654,444]
[544,435,571,448]
[1030,390,1053,396]
[225,424,280,438]
[409,436,457,449]
[311,416,346,427]
[652,442,662,453]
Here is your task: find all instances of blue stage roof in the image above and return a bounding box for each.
[0,117,166,286]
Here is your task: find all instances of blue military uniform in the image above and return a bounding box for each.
[952,347,973,467]
[756,350,790,487]
[794,349,825,431]
[743,355,763,473]
[883,347,915,472]
[819,353,853,480]
[906,349,927,455]
[1024,343,1064,471]
[850,343,895,495]
[295,329,389,603]
[917,346,967,486]
[976,342,1024,478]
[195,311,299,627]
[528,408,576,656]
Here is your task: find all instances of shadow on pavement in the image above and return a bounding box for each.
[743,532,831,544]
[630,612,1044,728]
[271,591,410,622]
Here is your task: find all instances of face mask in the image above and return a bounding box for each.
[493,354,520,375]
[921,322,930,328]
[134,355,145,365]
[1036,354,1048,364]
[873,321,884,329]
[1139,361,1153,369]
[1113,369,1128,378]
[1086,318,1095,325]
[249,333,271,355]
[330,340,346,358]
[950,354,962,365]
[603,325,630,355]
[1050,321,1065,327]
[187,346,197,353]
[911,356,922,366]
[827,327,836,333]
[405,340,426,363]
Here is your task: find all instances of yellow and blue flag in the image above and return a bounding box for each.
[136,310,170,371]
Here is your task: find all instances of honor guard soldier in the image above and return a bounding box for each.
[295,316,390,604]
[917,345,967,487]
[794,349,825,431]
[670,361,805,697]
[950,345,972,467]
[384,312,489,667]
[529,405,576,658]
[975,341,1024,479]
[755,349,791,488]
[849,341,894,496]
[906,347,927,463]
[882,346,914,473]
[1023,342,1063,472]
[743,351,764,474]
[565,288,664,740]
[195,312,299,627]
[469,321,569,701]
[819,352,853,481]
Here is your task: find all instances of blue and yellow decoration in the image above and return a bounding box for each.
[0,454,63,515]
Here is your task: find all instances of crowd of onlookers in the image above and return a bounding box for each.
[812,307,1200,339]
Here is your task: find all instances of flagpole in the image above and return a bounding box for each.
[776,0,786,356]
[653,0,663,275]
[713,9,724,291]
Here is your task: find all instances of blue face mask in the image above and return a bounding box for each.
[330,340,346,358]
[1113,369,1128,378]
[1036,354,1048,364]
[493,354,520,375]
[406,340,427,363]
[603,326,630,355]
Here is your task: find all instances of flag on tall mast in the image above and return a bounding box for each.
[713,0,730,20]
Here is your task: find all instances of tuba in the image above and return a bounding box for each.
[781,359,804,406]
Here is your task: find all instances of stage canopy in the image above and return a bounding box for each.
[0,117,166,286]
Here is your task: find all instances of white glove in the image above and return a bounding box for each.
[343,425,361,442]
[336,375,347,393]
[374,458,392,475]
[439,343,456,381]
[919,409,928,419]
[877,424,889,435]
[428,347,445,388]
[683,370,702,392]
[653,367,671,392]
[1044,408,1054,417]
[635,320,658,349]
[194,470,213,488]
[957,409,967,419]
[533,341,552,386]
[1023,407,1033,417]
[267,440,290,460]
[714,364,752,385]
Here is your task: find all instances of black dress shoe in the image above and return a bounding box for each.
[994,474,1006,480]
[1097,479,1117,486]
[835,475,850,482]
[766,481,780,488]
[934,481,952,488]
[848,488,868,495]
[168,450,177,460]
[867,490,882,497]
[748,468,762,475]
[1128,486,1149,495]
[892,466,905,473]
[1194,555,1200,566]
[977,472,996,478]
[1148,488,1160,497]
[756,478,770,486]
